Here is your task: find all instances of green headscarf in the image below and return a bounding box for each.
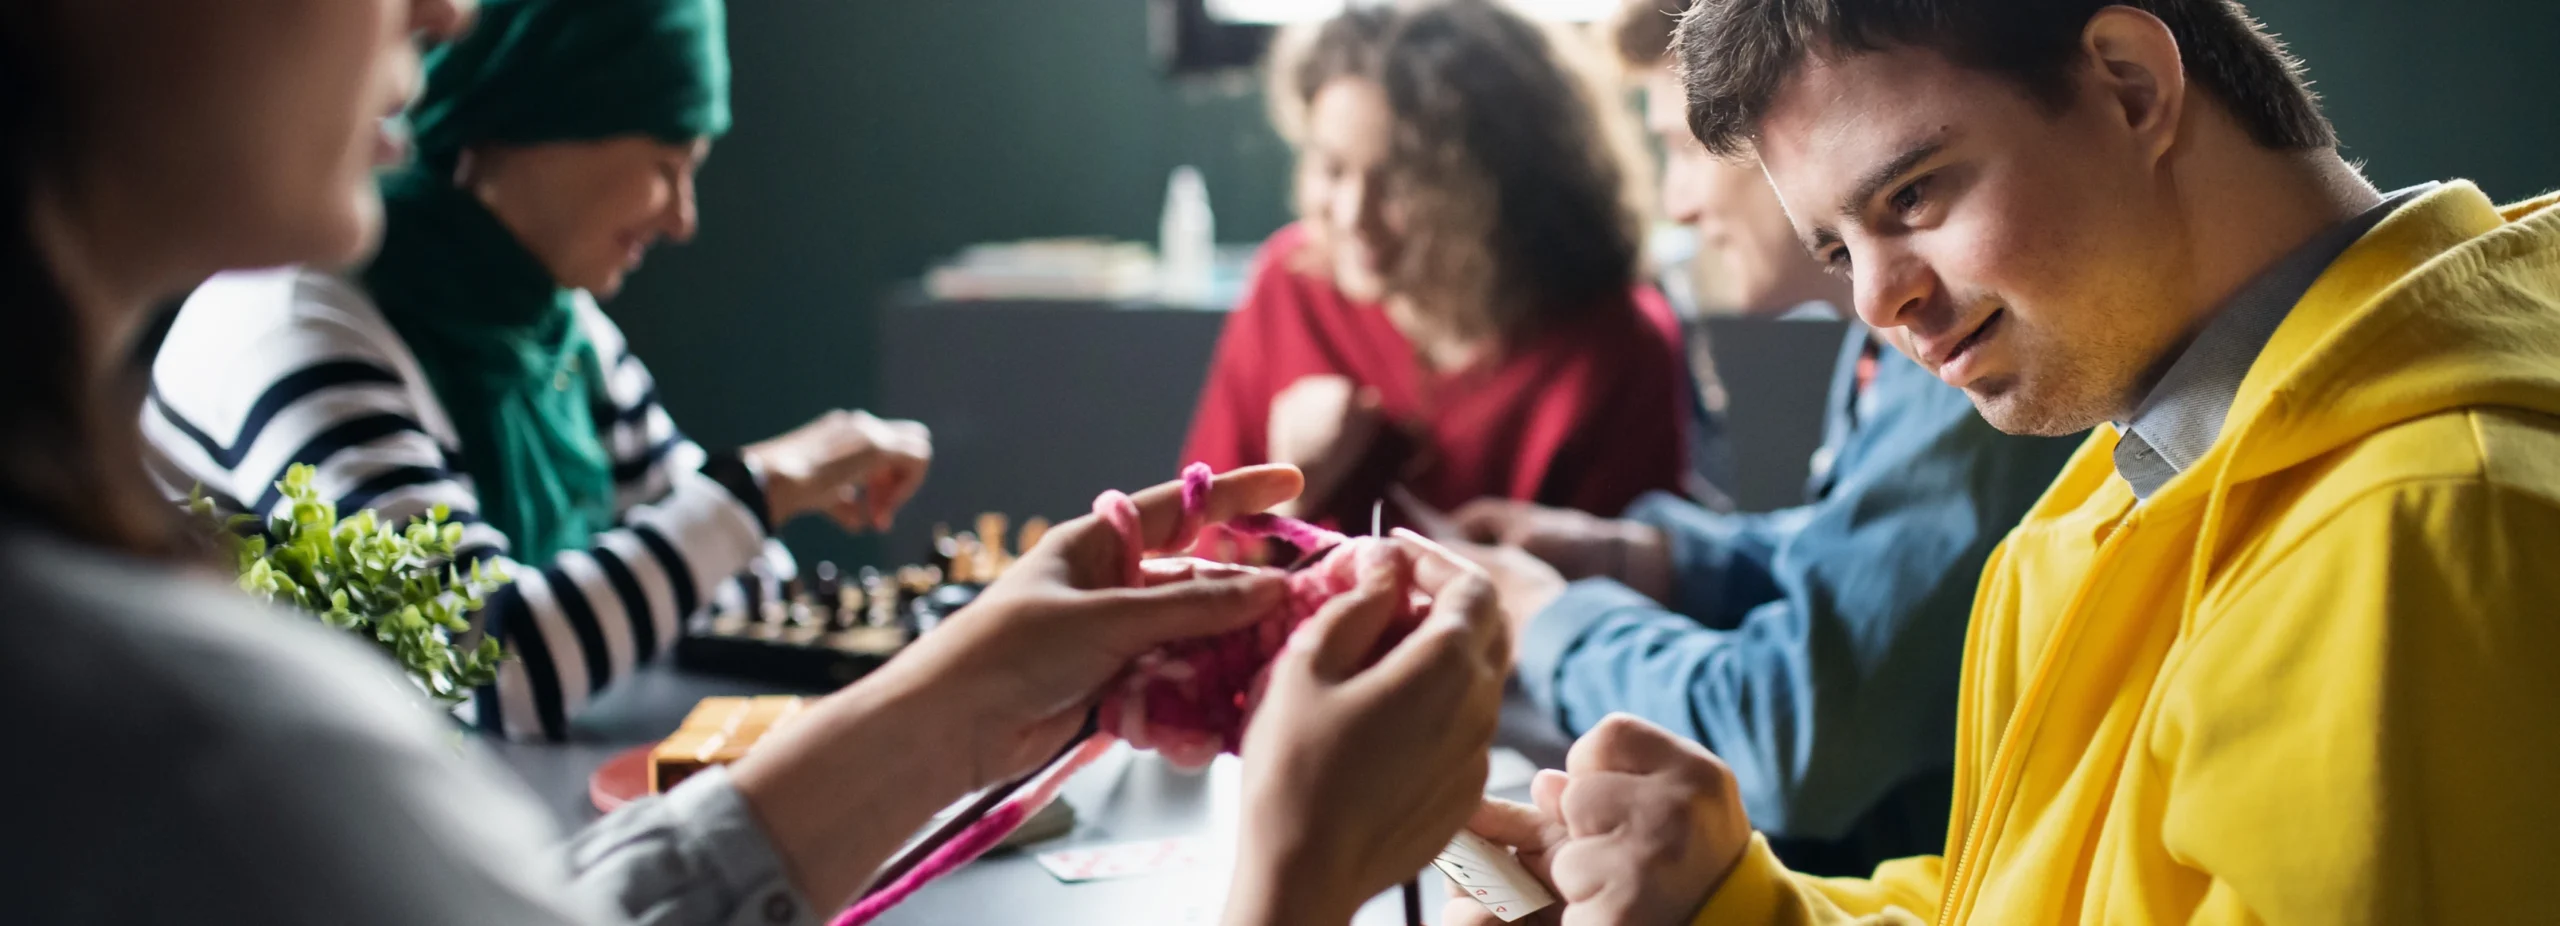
[364,0,731,562]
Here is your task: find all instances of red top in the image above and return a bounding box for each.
[1181,223,1690,533]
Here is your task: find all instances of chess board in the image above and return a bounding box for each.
[674,513,1042,688]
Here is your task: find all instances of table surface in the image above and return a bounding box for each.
[485,661,1572,925]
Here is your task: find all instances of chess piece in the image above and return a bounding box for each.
[861,567,896,629]
[830,566,865,632]
[909,583,981,636]
[743,560,773,624]
[930,523,958,575]
[975,512,1010,578]
[948,532,981,585]
[813,561,842,627]
[1017,516,1050,559]
[789,582,822,630]
[750,571,791,638]
[898,565,943,597]
[895,566,936,620]
[780,576,806,623]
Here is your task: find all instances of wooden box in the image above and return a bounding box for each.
[647,695,808,793]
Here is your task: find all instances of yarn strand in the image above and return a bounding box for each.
[831,736,1116,926]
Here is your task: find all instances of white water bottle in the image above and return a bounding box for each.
[1158,165,1216,305]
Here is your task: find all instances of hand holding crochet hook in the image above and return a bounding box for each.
[1223,527,1515,926]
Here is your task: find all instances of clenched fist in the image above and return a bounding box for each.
[1445,714,1753,926]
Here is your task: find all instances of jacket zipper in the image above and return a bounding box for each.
[1936,512,2137,925]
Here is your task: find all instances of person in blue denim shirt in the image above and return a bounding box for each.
[1455,326,2080,875]
[1436,0,2085,877]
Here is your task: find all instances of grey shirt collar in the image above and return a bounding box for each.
[2113,182,2437,501]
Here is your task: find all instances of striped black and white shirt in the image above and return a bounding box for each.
[145,267,771,742]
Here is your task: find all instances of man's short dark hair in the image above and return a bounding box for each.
[1676,0,2336,157]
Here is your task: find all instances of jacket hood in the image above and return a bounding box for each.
[2187,182,2560,497]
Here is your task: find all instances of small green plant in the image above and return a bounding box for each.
[192,464,510,703]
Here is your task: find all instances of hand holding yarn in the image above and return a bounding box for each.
[1226,528,1514,926]
[1090,465,1442,767]
[833,464,1506,926]
[1090,465,1514,923]
[890,463,1305,784]
[825,465,1302,926]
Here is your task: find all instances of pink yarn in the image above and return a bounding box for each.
[830,464,1425,925]
[832,737,1116,926]
[1097,463,1427,769]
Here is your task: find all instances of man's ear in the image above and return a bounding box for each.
[2081,6,2188,168]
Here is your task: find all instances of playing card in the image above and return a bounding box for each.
[1034,836,1212,883]
[1432,830,1557,922]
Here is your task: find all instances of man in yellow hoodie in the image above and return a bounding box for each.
[1447,1,2560,924]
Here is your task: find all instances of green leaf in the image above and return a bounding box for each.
[183,471,514,704]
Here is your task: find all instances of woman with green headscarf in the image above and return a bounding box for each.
[145,0,930,742]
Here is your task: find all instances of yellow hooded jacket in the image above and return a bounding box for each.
[1693,181,2560,925]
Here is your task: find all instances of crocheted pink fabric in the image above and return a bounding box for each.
[830,464,1424,925]
[1096,463,1427,769]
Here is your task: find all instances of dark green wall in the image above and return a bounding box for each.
[2247,0,2557,199]
[607,0,2555,567]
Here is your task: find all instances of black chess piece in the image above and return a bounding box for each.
[908,583,981,636]
[813,560,842,627]
[742,560,770,623]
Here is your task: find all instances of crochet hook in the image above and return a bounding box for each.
[1283,497,1387,574]
[1376,498,1426,926]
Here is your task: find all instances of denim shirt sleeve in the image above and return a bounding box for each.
[561,766,821,926]
[1513,349,2081,840]
[1630,491,1808,626]
[1512,489,1803,734]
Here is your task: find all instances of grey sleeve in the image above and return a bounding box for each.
[3,547,818,926]
[561,766,821,926]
